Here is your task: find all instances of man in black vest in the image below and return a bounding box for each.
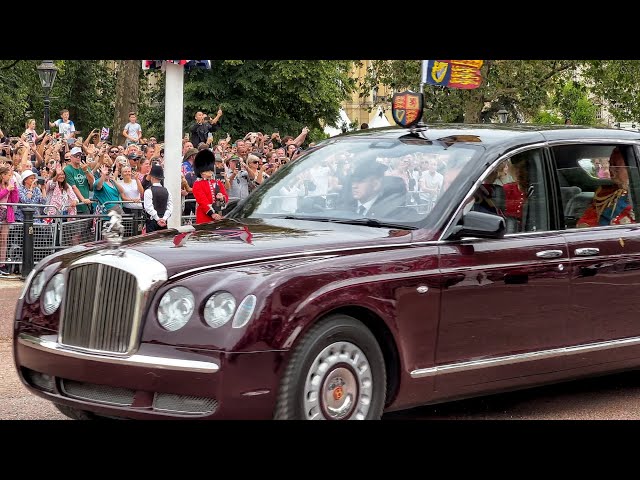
[143,164,173,233]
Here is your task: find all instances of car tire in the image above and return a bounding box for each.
[54,403,95,420]
[274,314,386,420]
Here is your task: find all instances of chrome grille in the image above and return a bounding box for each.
[61,379,136,406]
[61,264,139,353]
[153,393,218,415]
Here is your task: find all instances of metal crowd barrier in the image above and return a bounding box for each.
[0,202,147,279]
[3,188,268,278]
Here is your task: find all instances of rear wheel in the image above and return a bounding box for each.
[274,315,386,420]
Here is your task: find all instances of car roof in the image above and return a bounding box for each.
[330,124,640,150]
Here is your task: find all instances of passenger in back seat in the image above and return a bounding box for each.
[577,147,635,227]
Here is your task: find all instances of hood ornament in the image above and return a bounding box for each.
[101,206,126,256]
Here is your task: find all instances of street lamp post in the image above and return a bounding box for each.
[497,109,508,124]
[36,60,58,134]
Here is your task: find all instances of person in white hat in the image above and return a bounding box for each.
[15,169,45,222]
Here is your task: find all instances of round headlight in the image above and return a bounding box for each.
[158,287,194,331]
[42,274,65,315]
[27,271,46,303]
[204,292,236,328]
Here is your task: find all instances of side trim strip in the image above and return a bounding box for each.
[18,334,219,374]
[410,336,640,378]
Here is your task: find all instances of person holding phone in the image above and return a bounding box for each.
[23,119,45,146]
[64,146,95,215]
[189,108,222,147]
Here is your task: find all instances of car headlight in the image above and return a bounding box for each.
[27,271,47,303]
[232,295,257,329]
[204,292,236,328]
[19,269,36,301]
[42,274,65,315]
[158,287,194,331]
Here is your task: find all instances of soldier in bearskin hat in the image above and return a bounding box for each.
[192,149,229,224]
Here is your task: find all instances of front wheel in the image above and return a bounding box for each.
[274,315,386,420]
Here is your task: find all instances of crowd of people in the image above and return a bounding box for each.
[0,107,315,274]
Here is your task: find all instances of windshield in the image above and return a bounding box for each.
[230,136,484,229]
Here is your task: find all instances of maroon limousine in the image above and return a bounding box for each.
[14,123,640,419]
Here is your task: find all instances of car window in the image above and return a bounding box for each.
[552,144,639,229]
[470,148,549,234]
[233,138,484,229]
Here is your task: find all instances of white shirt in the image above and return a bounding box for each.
[356,194,380,217]
[143,182,173,221]
[117,178,142,210]
[420,170,444,199]
[54,119,76,138]
[123,122,142,143]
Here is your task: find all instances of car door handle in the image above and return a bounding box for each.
[575,247,600,256]
[536,250,563,258]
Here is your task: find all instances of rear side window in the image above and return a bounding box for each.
[551,144,640,229]
[471,148,549,234]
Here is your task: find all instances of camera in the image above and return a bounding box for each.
[213,197,226,214]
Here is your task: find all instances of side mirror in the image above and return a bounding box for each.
[448,210,505,240]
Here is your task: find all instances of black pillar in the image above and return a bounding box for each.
[44,95,51,134]
[132,209,144,236]
[21,208,35,279]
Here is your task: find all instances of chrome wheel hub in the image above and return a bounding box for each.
[303,341,373,420]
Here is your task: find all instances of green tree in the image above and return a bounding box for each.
[532,110,564,125]
[0,60,116,139]
[140,60,357,143]
[49,60,116,139]
[583,60,640,122]
[0,60,41,136]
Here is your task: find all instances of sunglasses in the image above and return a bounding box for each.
[71,153,82,157]
[109,150,118,154]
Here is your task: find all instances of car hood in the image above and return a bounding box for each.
[121,218,416,277]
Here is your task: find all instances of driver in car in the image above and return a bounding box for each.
[350,161,406,218]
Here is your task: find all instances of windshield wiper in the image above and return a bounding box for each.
[325,218,417,230]
[265,215,416,230]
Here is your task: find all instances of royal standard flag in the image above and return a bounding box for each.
[422,60,483,89]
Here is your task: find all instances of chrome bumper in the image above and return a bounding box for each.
[18,333,219,374]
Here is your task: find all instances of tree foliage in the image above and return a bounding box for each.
[0,60,115,138]
[552,81,597,126]
[141,60,357,143]
[583,60,640,122]
[0,60,42,135]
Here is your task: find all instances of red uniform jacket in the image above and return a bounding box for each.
[192,178,229,224]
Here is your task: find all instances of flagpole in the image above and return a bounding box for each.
[164,62,184,229]
[420,60,428,94]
